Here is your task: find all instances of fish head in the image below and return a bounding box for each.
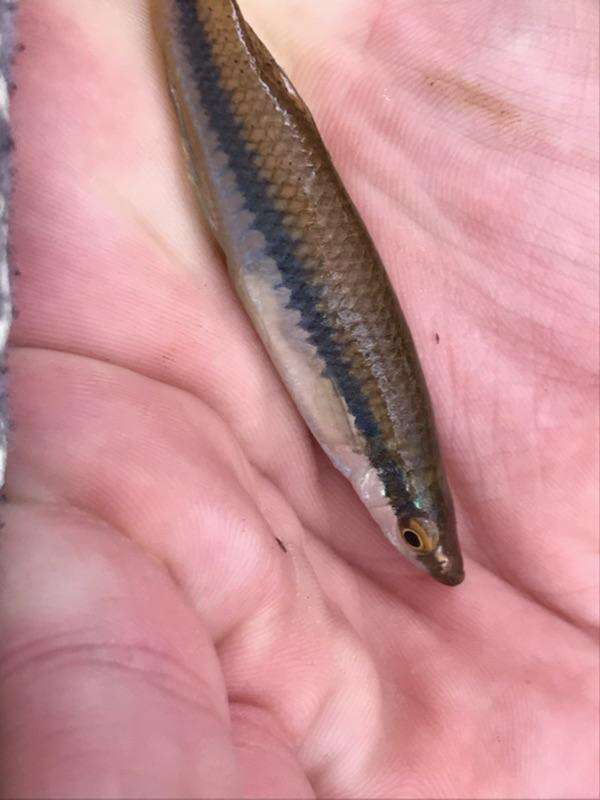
[395,482,464,586]
[397,515,464,586]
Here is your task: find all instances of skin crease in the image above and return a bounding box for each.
[0,0,598,796]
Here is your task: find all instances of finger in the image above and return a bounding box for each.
[10,0,330,531]
[6,346,294,638]
[243,0,600,624]
[0,501,241,798]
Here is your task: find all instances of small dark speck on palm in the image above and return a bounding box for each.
[275,537,288,553]
[434,332,440,343]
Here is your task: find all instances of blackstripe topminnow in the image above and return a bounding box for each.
[151,0,464,586]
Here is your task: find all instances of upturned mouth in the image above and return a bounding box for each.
[420,549,465,586]
[432,565,465,586]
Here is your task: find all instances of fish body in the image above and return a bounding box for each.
[152,0,464,585]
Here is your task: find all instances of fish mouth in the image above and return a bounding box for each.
[420,549,465,586]
[432,565,464,586]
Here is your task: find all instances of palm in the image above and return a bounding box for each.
[2,0,597,797]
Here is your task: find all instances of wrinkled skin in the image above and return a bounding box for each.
[1,1,598,797]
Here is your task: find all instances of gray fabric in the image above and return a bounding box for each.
[0,0,15,487]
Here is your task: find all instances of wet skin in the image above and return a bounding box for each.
[1,1,598,798]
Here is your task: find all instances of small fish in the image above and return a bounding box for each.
[151,0,464,585]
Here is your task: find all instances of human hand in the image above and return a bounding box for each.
[2,1,598,797]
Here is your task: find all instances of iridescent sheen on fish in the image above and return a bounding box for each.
[152,0,464,585]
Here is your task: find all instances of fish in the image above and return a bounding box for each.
[151,0,464,586]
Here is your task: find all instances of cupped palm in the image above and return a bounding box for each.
[1,1,598,797]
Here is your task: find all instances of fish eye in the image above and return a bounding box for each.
[402,528,425,550]
[400,518,438,552]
